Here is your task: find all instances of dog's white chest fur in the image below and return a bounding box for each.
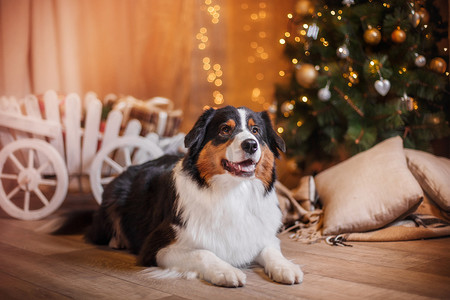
[174,163,281,267]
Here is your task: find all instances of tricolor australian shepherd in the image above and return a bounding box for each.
[86,106,303,287]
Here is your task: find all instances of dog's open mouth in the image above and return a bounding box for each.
[221,159,256,177]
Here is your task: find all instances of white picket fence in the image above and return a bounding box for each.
[0,90,167,220]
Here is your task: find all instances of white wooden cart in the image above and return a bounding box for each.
[0,90,166,220]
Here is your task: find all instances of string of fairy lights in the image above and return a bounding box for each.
[196,1,276,110]
[196,0,224,107]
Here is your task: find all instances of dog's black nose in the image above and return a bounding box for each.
[241,139,258,154]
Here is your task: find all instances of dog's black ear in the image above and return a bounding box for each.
[260,111,286,157]
[184,108,216,152]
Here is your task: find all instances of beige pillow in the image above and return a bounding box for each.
[315,136,423,235]
[404,149,450,212]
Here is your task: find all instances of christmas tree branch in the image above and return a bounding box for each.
[333,86,365,117]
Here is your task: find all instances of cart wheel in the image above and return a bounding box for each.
[90,136,164,204]
[0,139,68,220]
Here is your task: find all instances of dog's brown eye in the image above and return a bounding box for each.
[251,126,260,134]
[220,125,232,136]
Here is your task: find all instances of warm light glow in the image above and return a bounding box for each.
[279,38,286,44]
[252,88,261,97]
[297,121,303,127]
[285,32,291,37]
[301,96,308,102]
[324,66,329,71]
[292,58,298,64]
[287,13,293,19]
[213,91,224,105]
[279,70,285,76]
[277,127,284,133]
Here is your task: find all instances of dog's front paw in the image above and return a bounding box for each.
[203,265,246,288]
[265,260,303,285]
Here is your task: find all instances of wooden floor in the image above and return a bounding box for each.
[0,192,449,300]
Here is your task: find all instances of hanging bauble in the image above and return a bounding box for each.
[342,0,355,7]
[295,64,318,88]
[410,11,420,28]
[414,53,426,67]
[429,57,447,74]
[417,7,430,25]
[295,0,313,16]
[401,92,414,112]
[363,27,381,45]
[374,78,391,96]
[336,44,350,59]
[391,27,406,43]
[306,23,319,40]
[318,81,331,101]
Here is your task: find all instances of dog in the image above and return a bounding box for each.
[86,106,303,287]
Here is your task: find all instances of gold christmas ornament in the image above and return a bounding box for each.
[295,0,314,16]
[429,57,447,74]
[391,27,406,43]
[295,64,318,88]
[410,11,420,28]
[417,7,430,25]
[363,27,381,45]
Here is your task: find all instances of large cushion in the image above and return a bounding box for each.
[404,149,450,212]
[315,136,423,235]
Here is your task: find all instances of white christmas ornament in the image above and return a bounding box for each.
[342,0,355,6]
[307,23,319,40]
[318,81,331,101]
[374,78,391,96]
[336,44,349,59]
[401,92,414,111]
[414,53,426,67]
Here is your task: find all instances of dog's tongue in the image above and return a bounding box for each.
[222,159,256,177]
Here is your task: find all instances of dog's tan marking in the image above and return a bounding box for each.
[197,140,231,183]
[255,145,275,190]
[248,118,256,129]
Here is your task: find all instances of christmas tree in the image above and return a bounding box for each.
[275,0,449,172]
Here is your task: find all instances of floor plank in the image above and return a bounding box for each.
[0,193,449,299]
